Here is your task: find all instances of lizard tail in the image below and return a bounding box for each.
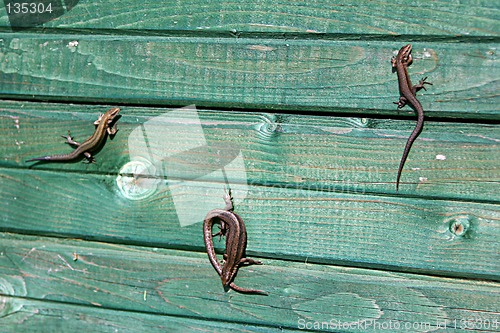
[396,111,424,191]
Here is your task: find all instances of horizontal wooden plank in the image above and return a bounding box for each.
[0,167,498,280]
[0,0,498,37]
[0,35,498,118]
[1,101,498,201]
[1,233,499,332]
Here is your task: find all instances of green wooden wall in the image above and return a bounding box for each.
[0,1,499,332]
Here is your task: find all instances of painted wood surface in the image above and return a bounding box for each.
[1,234,499,332]
[0,0,498,332]
[0,35,497,119]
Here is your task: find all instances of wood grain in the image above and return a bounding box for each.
[1,233,498,332]
[1,0,498,37]
[1,102,498,201]
[0,297,290,333]
[0,163,498,280]
[0,0,498,330]
[0,35,497,118]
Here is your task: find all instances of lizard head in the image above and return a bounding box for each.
[94,107,121,126]
[107,107,120,119]
[221,269,236,289]
[399,44,413,65]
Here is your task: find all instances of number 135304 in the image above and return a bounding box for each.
[6,2,54,14]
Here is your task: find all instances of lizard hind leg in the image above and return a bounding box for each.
[394,96,408,109]
[239,257,263,266]
[62,130,81,147]
[212,221,228,240]
[413,77,433,93]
